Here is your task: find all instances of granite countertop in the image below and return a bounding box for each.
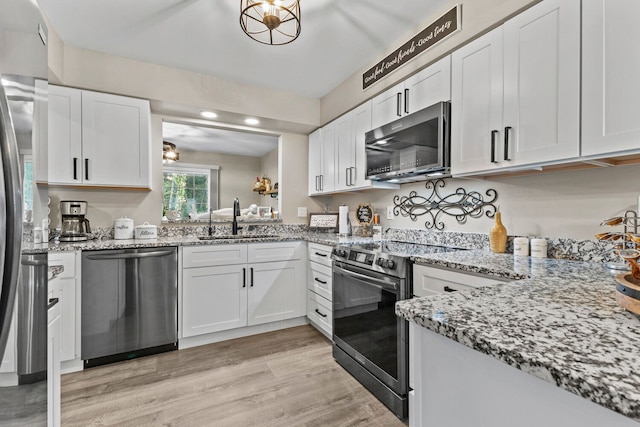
[397,250,640,422]
[38,231,376,252]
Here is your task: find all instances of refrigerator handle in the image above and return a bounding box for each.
[0,76,25,361]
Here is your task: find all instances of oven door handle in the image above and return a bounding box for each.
[337,268,398,292]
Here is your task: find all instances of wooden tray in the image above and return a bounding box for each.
[614,273,640,315]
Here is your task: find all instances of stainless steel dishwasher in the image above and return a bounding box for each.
[81,247,178,368]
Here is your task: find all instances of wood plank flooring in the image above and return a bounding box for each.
[61,325,407,426]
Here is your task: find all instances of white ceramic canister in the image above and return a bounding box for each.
[33,226,42,244]
[114,216,135,240]
[530,238,547,258]
[134,222,158,239]
[513,237,529,256]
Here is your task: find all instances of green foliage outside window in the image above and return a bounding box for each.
[163,168,209,219]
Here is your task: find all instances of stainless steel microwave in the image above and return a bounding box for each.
[365,101,450,183]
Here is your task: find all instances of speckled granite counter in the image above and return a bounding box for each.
[397,251,640,422]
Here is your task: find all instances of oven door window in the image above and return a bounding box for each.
[333,268,400,383]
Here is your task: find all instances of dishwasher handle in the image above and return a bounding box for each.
[86,250,175,260]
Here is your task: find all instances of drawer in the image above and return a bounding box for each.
[48,252,77,279]
[309,262,332,301]
[308,242,332,267]
[248,241,302,263]
[183,244,248,268]
[413,264,505,297]
[307,290,332,337]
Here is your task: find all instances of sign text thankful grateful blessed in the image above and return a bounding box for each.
[362,5,460,90]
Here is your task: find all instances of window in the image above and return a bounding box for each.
[162,165,219,219]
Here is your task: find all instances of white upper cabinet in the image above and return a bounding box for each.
[48,85,82,185]
[352,101,373,188]
[48,85,151,189]
[321,120,336,193]
[335,111,354,192]
[308,129,323,195]
[81,90,151,188]
[582,0,640,157]
[451,0,580,176]
[371,56,451,129]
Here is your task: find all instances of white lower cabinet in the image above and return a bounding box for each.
[47,300,61,427]
[48,251,80,365]
[306,243,333,338]
[181,242,306,339]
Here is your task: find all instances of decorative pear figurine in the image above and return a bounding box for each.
[489,211,507,253]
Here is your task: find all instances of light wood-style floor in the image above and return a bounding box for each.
[61,325,407,427]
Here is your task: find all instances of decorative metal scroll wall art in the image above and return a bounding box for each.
[393,179,498,230]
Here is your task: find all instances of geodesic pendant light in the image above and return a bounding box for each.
[240,0,301,45]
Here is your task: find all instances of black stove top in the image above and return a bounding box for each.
[331,241,465,278]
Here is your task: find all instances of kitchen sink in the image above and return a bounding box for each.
[197,234,279,240]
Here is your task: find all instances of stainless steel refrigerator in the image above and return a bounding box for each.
[0,0,51,425]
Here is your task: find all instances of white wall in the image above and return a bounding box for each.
[328,164,640,241]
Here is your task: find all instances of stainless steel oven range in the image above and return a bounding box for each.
[331,241,463,419]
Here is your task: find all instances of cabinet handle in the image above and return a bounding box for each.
[504,126,512,161]
[242,268,246,288]
[73,157,78,180]
[490,130,499,164]
[396,92,402,117]
[444,286,458,293]
[315,175,319,192]
[314,252,328,257]
[404,88,409,114]
[314,277,327,285]
[320,175,323,191]
[250,267,254,287]
[350,167,355,186]
[346,167,350,186]
[315,308,328,318]
[84,158,89,180]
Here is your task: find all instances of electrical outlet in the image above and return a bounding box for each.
[387,206,394,220]
[297,207,308,218]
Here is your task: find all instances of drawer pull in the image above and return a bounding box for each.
[444,286,458,293]
[314,277,327,285]
[314,252,328,257]
[315,308,327,318]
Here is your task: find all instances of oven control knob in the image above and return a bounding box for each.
[338,249,347,258]
[376,258,384,267]
[387,260,396,270]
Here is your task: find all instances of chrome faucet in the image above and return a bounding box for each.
[232,198,242,235]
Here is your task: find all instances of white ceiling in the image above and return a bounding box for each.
[38,0,448,99]
[163,121,279,157]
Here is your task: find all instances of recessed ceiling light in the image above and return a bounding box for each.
[244,118,260,125]
[200,111,218,119]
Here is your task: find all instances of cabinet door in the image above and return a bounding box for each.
[413,264,504,298]
[320,121,336,193]
[502,0,580,166]
[49,277,77,362]
[308,129,323,195]
[405,56,452,114]
[371,81,405,129]
[451,27,504,175]
[247,259,304,326]
[582,0,640,156]
[81,91,151,188]
[47,303,61,427]
[334,111,354,191]
[48,85,82,185]
[352,101,372,188]
[182,265,248,337]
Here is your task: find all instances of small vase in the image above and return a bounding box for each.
[490,212,507,253]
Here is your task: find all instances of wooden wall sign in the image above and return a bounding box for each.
[362,4,461,90]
